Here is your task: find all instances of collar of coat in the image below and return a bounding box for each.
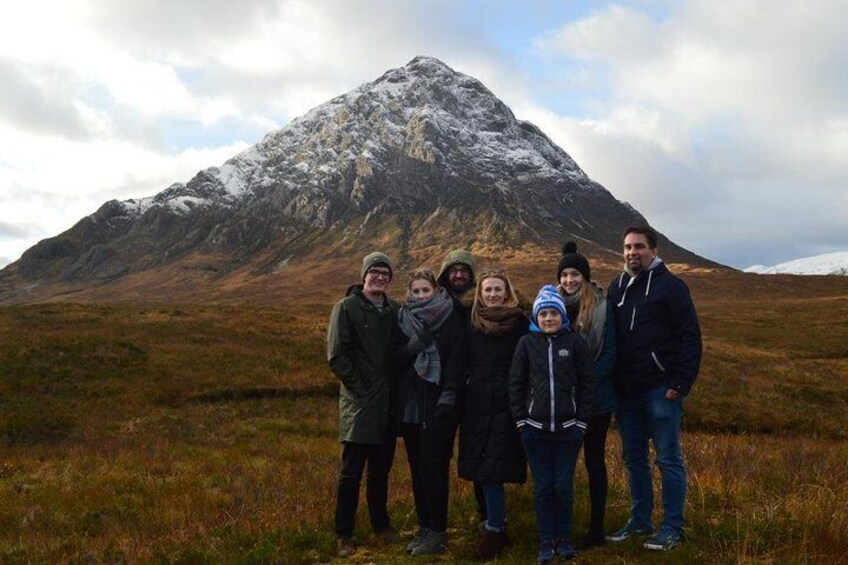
[346,284,392,310]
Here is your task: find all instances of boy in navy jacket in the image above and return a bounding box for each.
[509,286,596,563]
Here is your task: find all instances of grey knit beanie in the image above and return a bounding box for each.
[361,252,393,280]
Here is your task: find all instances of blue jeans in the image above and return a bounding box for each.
[520,426,583,542]
[617,386,686,533]
[480,482,506,532]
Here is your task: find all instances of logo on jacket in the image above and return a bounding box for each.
[558,349,570,358]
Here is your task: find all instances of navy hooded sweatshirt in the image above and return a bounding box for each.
[607,259,702,398]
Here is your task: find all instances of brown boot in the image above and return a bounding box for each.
[474,530,506,560]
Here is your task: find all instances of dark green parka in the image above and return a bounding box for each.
[327,285,399,444]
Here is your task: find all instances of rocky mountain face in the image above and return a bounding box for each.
[0,56,718,304]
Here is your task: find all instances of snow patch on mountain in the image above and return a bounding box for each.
[745,250,848,275]
[102,56,598,226]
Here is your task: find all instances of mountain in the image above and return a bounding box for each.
[0,56,720,304]
[745,251,848,276]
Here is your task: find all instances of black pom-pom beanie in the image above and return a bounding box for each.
[556,241,591,282]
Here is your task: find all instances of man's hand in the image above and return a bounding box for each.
[665,389,681,400]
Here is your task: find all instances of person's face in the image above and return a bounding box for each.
[447,264,471,293]
[623,233,657,275]
[559,268,584,296]
[409,279,435,300]
[537,308,563,334]
[363,266,392,295]
[481,277,507,306]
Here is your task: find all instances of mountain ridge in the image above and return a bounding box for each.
[0,56,722,304]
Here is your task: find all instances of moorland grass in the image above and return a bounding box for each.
[1,273,847,562]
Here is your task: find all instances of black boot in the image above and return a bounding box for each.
[583,526,606,548]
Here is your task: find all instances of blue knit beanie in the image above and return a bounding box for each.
[532,285,570,332]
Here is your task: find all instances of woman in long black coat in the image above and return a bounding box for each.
[387,269,468,557]
[458,269,529,559]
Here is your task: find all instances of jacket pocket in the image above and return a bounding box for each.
[651,351,667,372]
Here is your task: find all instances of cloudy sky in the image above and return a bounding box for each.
[1,0,845,269]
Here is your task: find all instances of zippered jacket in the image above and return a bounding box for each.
[508,331,597,432]
[607,260,702,398]
[327,285,399,444]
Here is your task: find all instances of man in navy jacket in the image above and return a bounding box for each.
[606,226,702,551]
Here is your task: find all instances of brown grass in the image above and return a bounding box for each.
[1,269,847,562]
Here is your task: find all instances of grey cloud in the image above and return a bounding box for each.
[0,58,94,140]
[530,1,848,268]
[88,0,477,68]
[0,57,169,149]
[0,220,42,239]
[85,0,281,57]
[83,0,515,129]
[554,118,848,269]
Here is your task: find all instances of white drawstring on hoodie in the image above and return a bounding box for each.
[617,258,662,330]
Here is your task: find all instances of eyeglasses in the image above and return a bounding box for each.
[366,269,392,280]
[448,265,470,275]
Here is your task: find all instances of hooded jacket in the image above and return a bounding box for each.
[437,250,476,318]
[437,250,476,287]
[508,329,597,432]
[607,259,702,398]
[327,284,399,444]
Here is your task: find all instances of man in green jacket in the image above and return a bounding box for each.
[327,252,399,557]
[437,249,476,311]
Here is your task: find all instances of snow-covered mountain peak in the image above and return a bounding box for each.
[745,250,848,275]
[3,55,715,295]
[115,56,590,221]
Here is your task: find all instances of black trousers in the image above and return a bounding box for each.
[582,412,612,534]
[474,481,487,521]
[334,433,397,538]
[401,422,457,533]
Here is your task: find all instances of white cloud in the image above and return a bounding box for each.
[0,120,248,265]
[531,0,848,267]
[0,0,516,269]
[1,0,845,271]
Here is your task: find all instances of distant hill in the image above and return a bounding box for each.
[0,56,721,305]
[745,250,848,276]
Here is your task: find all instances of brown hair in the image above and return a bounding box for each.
[407,268,438,291]
[624,226,658,249]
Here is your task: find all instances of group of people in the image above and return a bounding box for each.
[326,226,702,563]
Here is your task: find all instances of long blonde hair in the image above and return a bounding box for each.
[471,270,520,331]
[560,280,598,335]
